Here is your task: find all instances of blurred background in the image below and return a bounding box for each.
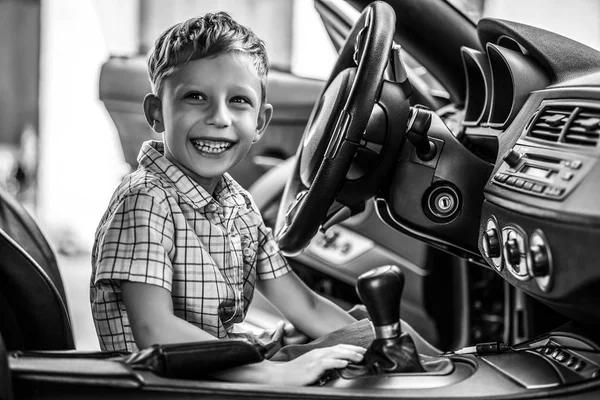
[0,0,598,350]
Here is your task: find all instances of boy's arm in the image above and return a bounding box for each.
[121,281,365,385]
[257,272,358,340]
[121,281,216,346]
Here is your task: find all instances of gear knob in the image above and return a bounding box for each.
[356,265,404,339]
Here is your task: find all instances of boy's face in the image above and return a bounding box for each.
[144,52,272,193]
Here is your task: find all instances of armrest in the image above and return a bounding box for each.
[123,339,265,380]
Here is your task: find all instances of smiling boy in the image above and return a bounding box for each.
[91,12,370,385]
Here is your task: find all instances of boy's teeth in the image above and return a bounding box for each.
[191,139,233,153]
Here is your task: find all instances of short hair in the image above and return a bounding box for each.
[147,12,269,102]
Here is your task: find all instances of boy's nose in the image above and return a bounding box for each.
[205,101,232,127]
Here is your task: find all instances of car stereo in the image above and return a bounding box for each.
[491,144,594,200]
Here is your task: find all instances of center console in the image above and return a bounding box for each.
[322,265,600,396]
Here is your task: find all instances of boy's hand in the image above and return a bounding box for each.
[272,344,366,386]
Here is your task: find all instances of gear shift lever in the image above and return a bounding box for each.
[352,265,425,375]
[356,265,403,340]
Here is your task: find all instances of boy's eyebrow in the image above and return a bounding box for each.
[174,82,260,99]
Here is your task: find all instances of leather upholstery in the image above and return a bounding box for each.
[0,189,74,351]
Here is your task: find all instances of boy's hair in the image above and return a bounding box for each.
[147,12,269,102]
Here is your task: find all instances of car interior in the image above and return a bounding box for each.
[2,0,600,398]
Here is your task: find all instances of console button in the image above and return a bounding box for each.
[551,350,568,362]
[574,360,586,371]
[532,184,545,193]
[551,349,561,358]
[567,357,579,367]
[570,160,582,170]
[523,181,534,190]
[506,176,517,186]
[514,179,525,188]
[545,187,564,197]
[561,171,574,181]
[494,173,509,183]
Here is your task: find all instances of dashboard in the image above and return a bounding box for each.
[375,17,600,329]
[462,19,600,325]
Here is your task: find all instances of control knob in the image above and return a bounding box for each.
[529,243,550,277]
[482,228,501,258]
[504,238,521,268]
[503,149,523,169]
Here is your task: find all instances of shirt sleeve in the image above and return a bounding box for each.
[94,191,175,292]
[249,199,292,281]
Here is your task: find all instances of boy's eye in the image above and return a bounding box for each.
[231,96,251,105]
[184,92,205,101]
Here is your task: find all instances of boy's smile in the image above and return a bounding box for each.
[145,52,272,193]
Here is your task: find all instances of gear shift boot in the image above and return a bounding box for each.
[340,265,453,378]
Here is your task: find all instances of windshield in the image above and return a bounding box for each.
[446,0,600,51]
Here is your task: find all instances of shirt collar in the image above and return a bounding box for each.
[137,140,250,210]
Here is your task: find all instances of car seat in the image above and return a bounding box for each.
[0,188,74,351]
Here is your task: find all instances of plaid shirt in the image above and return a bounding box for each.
[90,140,291,352]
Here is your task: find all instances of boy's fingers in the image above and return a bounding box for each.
[330,344,367,353]
[319,359,349,371]
[313,345,365,363]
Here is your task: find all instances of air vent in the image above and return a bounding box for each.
[527,104,600,148]
[564,109,600,147]
[527,106,574,142]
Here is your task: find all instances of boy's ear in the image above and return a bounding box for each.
[143,93,164,133]
[253,103,273,143]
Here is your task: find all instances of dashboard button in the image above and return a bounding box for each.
[561,171,574,181]
[545,187,564,197]
[570,160,582,169]
[494,173,509,183]
[532,184,545,193]
[574,360,586,371]
[551,349,561,358]
[555,352,569,363]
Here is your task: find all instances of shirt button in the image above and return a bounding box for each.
[207,203,218,212]
[243,248,252,257]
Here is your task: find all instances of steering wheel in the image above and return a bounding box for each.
[275,1,396,255]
